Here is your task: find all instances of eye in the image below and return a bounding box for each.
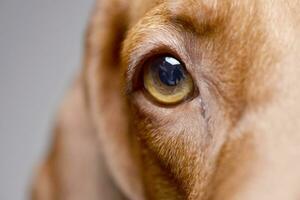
[143,55,194,104]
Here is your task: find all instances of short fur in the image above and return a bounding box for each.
[32,0,300,199]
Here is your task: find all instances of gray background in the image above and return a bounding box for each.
[0,0,94,199]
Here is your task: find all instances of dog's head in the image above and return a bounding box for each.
[84,0,300,199]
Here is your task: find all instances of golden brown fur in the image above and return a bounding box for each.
[32,0,300,199]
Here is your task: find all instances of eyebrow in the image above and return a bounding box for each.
[167,12,223,37]
[169,14,199,34]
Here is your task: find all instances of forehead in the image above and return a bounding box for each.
[128,0,255,25]
[127,0,266,55]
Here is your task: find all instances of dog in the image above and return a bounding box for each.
[31,0,300,199]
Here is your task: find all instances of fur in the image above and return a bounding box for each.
[32,0,300,199]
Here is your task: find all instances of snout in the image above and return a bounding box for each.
[211,65,300,200]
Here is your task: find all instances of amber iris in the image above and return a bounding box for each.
[143,55,193,104]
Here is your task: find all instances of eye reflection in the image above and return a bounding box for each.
[157,57,184,86]
[143,55,194,104]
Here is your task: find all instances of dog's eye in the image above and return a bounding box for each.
[143,55,194,104]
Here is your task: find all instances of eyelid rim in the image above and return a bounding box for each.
[143,62,196,106]
[124,47,200,107]
[124,43,196,96]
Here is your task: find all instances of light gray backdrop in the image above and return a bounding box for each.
[0,0,94,199]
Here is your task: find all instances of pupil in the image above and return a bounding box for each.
[156,57,184,86]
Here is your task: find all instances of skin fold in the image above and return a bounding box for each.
[31,0,300,199]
